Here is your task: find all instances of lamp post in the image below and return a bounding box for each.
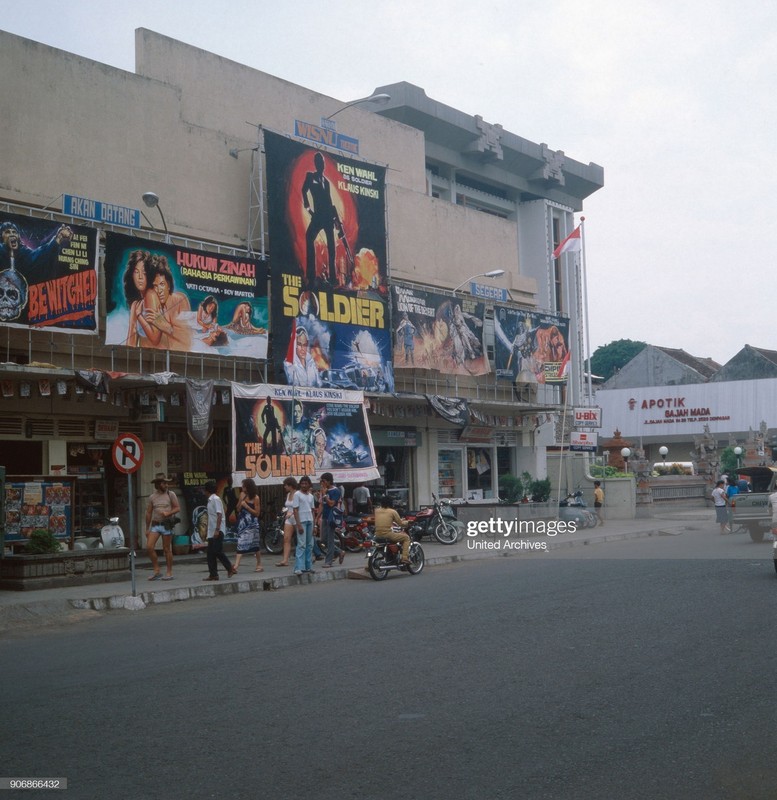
[621,447,631,473]
[734,446,743,470]
[658,445,668,473]
[141,192,169,242]
[325,92,391,120]
[451,269,506,294]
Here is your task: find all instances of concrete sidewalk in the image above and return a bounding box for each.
[0,507,713,631]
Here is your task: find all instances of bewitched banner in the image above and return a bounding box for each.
[103,232,268,358]
[0,211,98,332]
[231,383,379,486]
[264,130,393,393]
[391,284,490,377]
[493,306,570,383]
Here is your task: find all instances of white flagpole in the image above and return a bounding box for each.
[580,216,594,405]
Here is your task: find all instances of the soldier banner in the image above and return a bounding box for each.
[0,211,98,332]
[104,232,268,358]
[264,130,393,392]
[231,383,379,486]
[391,284,489,376]
[494,306,570,383]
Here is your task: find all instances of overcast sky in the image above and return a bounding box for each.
[4,0,776,365]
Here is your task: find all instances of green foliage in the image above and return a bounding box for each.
[590,464,631,479]
[24,529,63,555]
[498,474,523,503]
[588,339,647,381]
[529,477,551,502]
[719,446,737,475]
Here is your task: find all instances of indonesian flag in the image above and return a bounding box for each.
[552,225,581,259]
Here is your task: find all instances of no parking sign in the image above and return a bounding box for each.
[112,433,144,474]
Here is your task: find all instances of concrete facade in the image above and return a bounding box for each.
[0,28,603,533]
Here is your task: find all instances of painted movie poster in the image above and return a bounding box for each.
[494,306,570,383]
[264,130,393,392]
[231,383,379,486]
[0,211,98,332]
[391,284,489,376]
[104,232,268,358]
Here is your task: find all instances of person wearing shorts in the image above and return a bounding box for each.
[145,473,180,580]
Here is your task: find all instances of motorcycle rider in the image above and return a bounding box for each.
[373,495,411,565]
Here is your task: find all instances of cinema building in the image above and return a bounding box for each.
[0,28,602,543]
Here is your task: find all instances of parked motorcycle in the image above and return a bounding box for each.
[365,533,425,580]
[263,510,290,555]
[405,493,462,544]
[339,514,374,552]
[100,517,127,549]
[559,490,597,529]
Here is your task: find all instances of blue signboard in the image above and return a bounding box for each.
[470,282,509,302]
[294,120,360,156]
[64,194,140,229]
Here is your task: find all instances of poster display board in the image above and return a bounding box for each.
[4,477,75,544]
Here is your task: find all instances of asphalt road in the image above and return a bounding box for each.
[2,533,776,800]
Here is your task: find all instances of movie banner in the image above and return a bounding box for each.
[0,211,98,332]
[391,285,489,376]
[493,306,570,383]
[264,130,393,393]
[231,383,379,486]
[104,232,268,358]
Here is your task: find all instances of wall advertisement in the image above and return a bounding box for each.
[493,306,570,384]
[391,285,489,376]
[231,383,379,486]
[104,232,268,358]
[0,211,98,332]
[264,130,393,393]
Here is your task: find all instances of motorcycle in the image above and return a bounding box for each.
[263,510,291,555]
[365,532,425,580]
[339,514,375,552]
[559,490,597,529]
[100,517,127,549]
[405,493,462,544]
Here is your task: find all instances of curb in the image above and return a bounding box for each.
[0,525,689,627]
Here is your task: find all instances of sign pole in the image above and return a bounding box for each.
[112,433,144,597]
[128,472,136,597]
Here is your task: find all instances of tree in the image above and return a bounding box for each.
[588,339,647,381]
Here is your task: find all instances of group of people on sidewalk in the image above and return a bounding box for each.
[144,472,265,582]
[277,472,348,575]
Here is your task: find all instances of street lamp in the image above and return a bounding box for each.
[141,192,169,241]
[325,92,391,120]
[452,269,506,294]
[734,446,743,470]
[658,445,668,472]
[621,447,632,473]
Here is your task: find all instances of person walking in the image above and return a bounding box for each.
[292,475,316,575]
[352,482,372,515]
[593,481,605,526]
[232,478,263,573]
[203,479,236,581]
[318,472,345,568]
[275,476,298,567]
[712,480,729,534]
[145,473,180,581]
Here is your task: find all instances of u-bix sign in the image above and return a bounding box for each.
[573,406,602,428]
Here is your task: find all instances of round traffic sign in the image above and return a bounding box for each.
[112,433,144,474]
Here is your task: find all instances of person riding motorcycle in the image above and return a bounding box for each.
[373,495,411,565]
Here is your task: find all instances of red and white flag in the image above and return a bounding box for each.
[552,225,581,259]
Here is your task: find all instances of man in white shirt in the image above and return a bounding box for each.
[203,479,236,581]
